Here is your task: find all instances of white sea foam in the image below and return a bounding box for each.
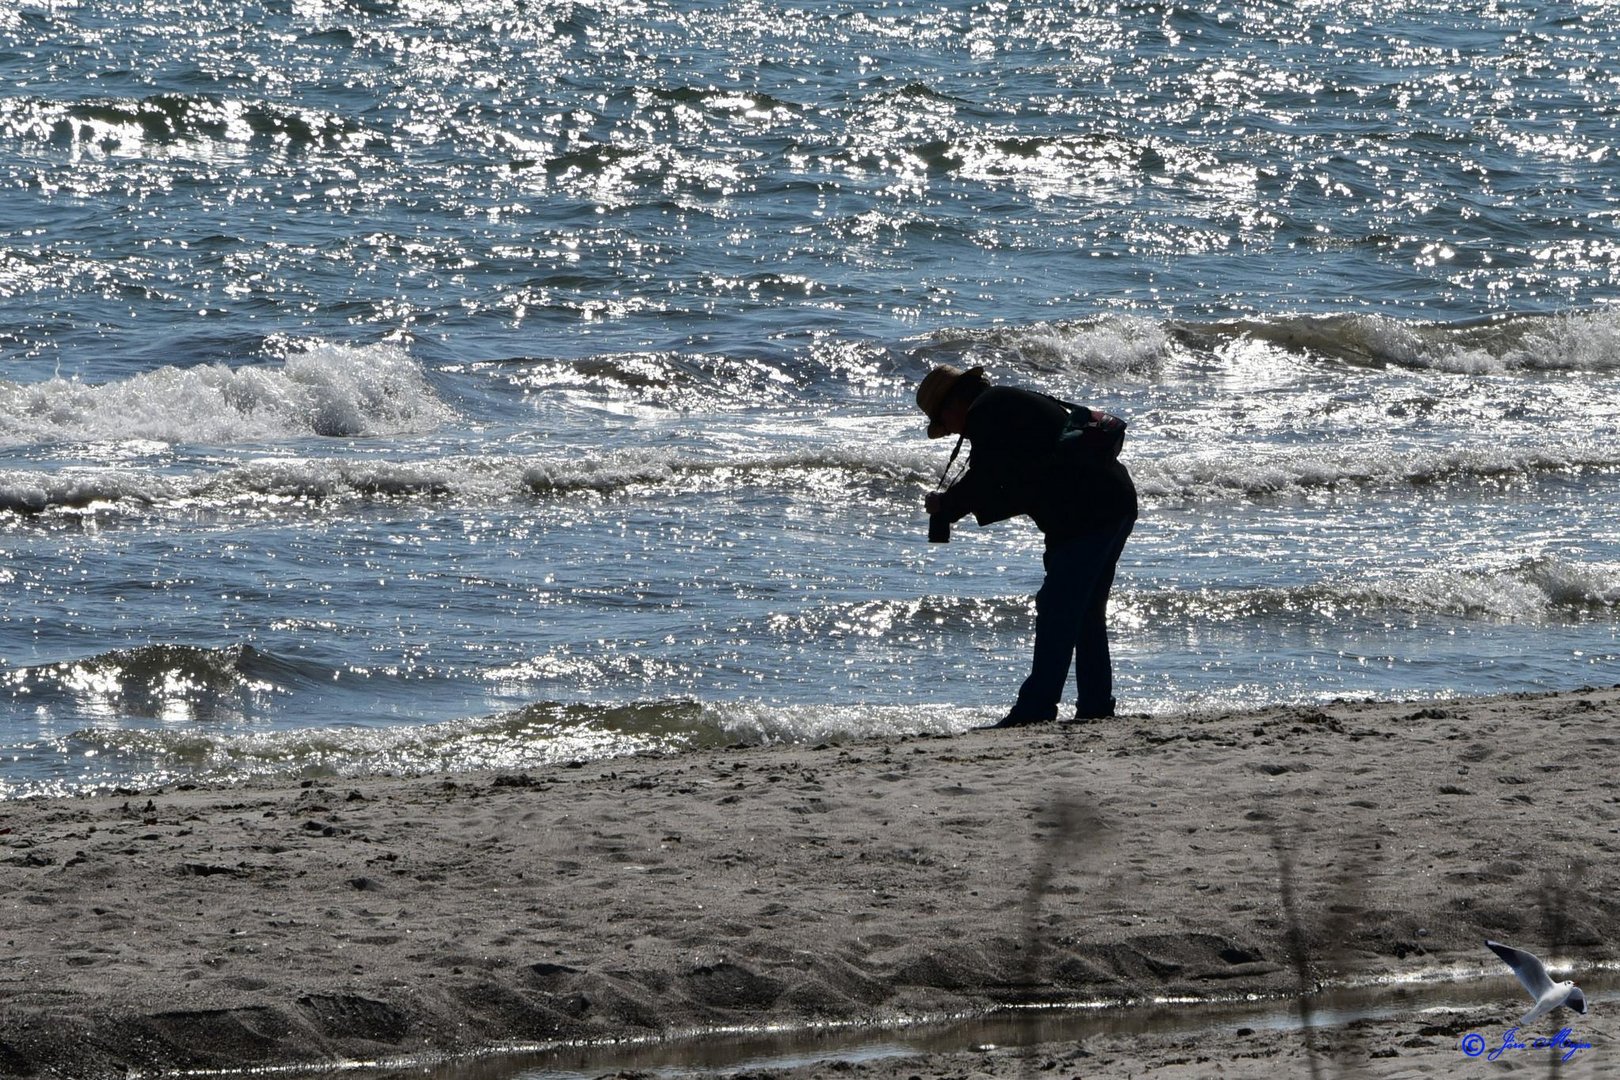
[3,697,972,798]
[0,341,452,447]
[1509,311,1620,372]
[773,557,1620,644]
[1134,439,1620,501]
[1235,311,1620,374]
[0,469,176,514]
[763,595,1034,641]
[1124,556,1620,625]
[4,426,1613,517]
[202,455,510,504]
[0,93,364,159]
[922,315,1174,378]
[1,441,941,516]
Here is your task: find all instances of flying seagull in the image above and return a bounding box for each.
[1486,940,1588,1025]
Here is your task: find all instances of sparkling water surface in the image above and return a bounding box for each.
[2,0,1619,796]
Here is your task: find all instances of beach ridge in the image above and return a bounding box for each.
[3,686,1618,1078]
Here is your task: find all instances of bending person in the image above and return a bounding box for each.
[917,364,1138,728]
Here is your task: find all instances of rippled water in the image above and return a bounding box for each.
[3,0,1618,797]
[279,964,1620,1080]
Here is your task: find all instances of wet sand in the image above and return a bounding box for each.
[3,686,1618,1079]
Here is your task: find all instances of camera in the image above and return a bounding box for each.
[928,515,951,543]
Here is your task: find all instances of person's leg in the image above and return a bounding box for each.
[1007,533,1107,721]
[1071,517,1134,719]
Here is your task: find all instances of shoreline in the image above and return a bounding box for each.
[3,686,1618,1078]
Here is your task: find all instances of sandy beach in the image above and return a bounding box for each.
[3,686,1618,1079]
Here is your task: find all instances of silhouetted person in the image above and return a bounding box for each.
[917,364,1136,727]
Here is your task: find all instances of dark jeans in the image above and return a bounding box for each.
[1012,516,1135,720]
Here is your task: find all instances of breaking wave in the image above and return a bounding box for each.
[914,310,1620,382]
[463,338,906,413]
[4,643,287,723]
[1,696,965,799]
[918,315,1175,379]
[0,92,378,156]
[0,444,938,517]
[1175,309,1620,374]
[1134,440,1620,501]
[777,556,1620,643]
[0,341,452,448]
[1122,555,1620,625]
[5,433,1616,520]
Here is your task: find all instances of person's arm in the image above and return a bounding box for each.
[933,463,994,524]
[934,400,1023,526]
[930,387,1065,527]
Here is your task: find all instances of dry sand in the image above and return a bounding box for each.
[3,686,1619,1079]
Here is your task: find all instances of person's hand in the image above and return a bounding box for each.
[925,492,944,514]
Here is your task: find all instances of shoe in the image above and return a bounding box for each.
[978,709,1058,730]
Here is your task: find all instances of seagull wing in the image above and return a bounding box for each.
[1487,940,1555,999]
[1520,983,1581,1026]
[1519,996,1558,1026]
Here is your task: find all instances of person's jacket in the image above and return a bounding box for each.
[933,385,1137,540]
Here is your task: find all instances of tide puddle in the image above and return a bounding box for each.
[277,967,1618,1080]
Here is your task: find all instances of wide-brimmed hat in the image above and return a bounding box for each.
[915,364,985,438]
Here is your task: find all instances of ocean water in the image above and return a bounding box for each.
[2,0,1618,798]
